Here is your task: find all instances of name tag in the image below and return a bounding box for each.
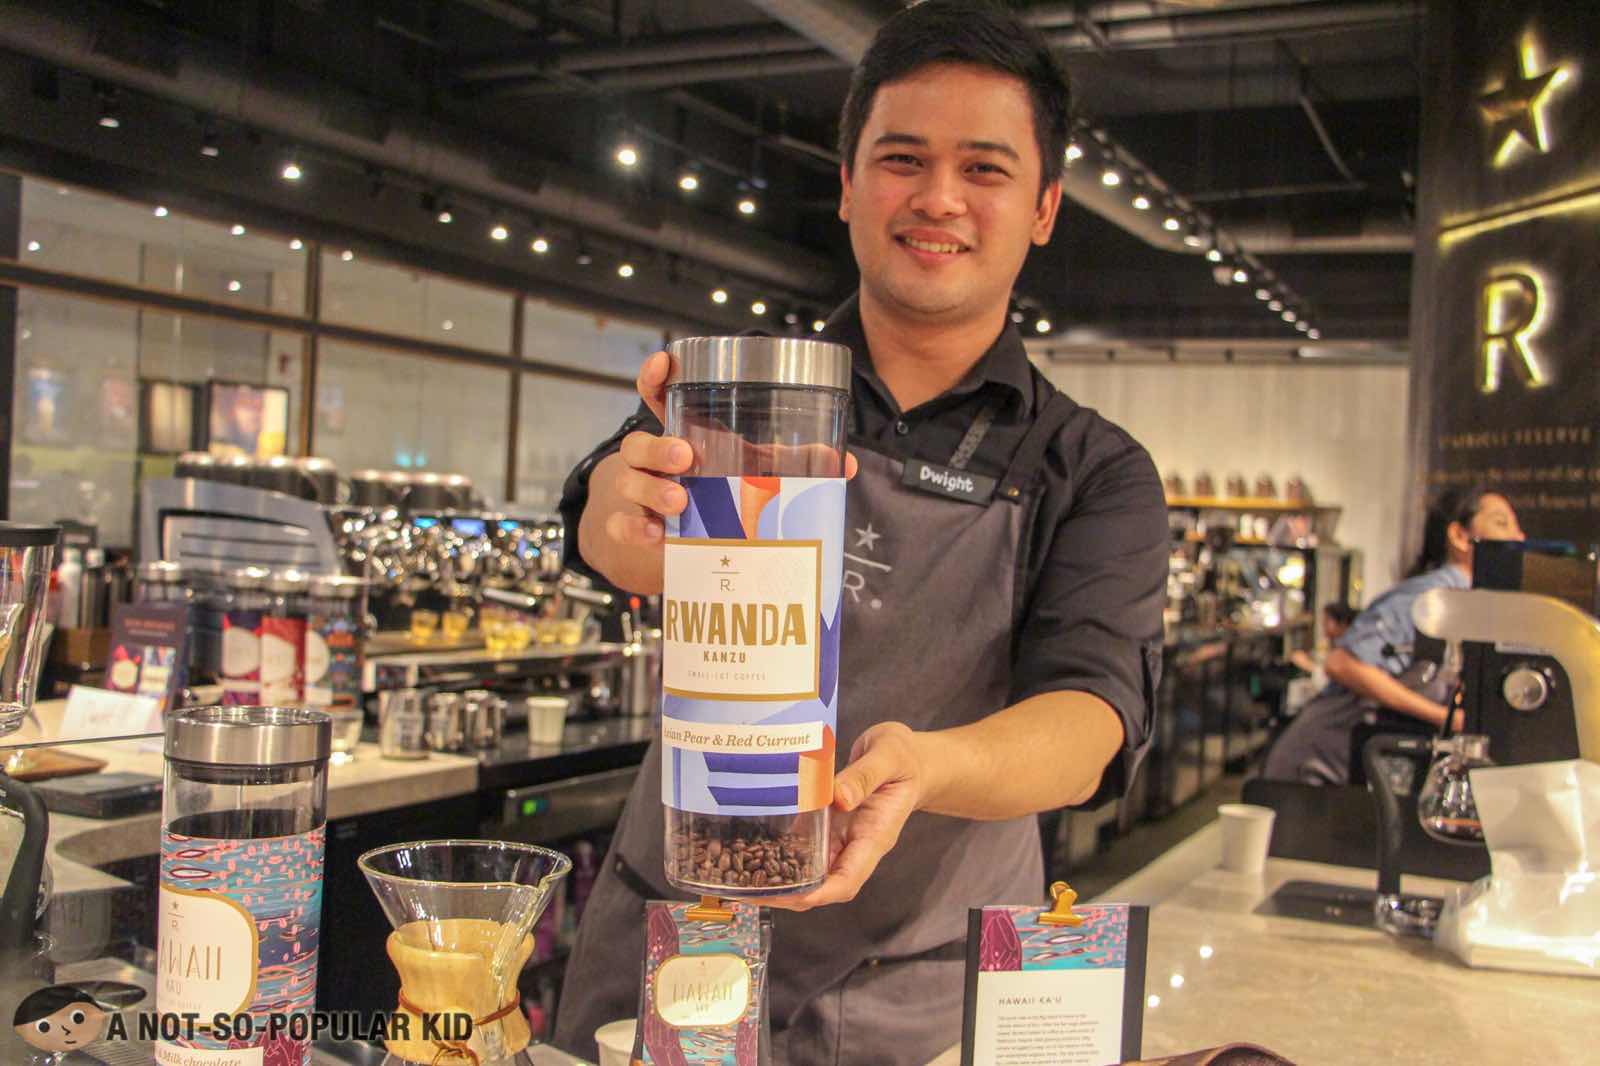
[902,460,996,505]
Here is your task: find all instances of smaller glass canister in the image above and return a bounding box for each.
[135,559,190,604]
[220,566,270,705]
[261,569,310,705]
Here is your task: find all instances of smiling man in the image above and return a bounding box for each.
[554,3,1167,1063]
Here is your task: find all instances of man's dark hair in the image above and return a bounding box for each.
[837,0,1072,197]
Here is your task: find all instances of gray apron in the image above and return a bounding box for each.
[554,393,1077,1066]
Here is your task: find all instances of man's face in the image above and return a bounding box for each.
[840,62,1061,326]
[15,1001,109,1053]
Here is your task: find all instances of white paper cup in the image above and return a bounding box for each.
[1217,802,1276,874]
[594,1018,636,1066]
[526,695,570,747]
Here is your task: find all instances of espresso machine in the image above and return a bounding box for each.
[1364,539,1598,941]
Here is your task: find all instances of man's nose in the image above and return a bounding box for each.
[909,165,966,218]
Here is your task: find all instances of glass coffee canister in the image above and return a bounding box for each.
[660,335,850,896]
[160,706,331,1065]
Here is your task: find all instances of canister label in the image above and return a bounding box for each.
[662,476,844,816]
[304,615,360,708]
[221,611,262,706]
[260,616,305,705]
[158,825,325,1062]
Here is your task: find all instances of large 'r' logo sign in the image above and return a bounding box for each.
[1478,271,1549,394]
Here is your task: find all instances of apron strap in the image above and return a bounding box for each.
[996,390,1077,503]
[947,397,1002,470]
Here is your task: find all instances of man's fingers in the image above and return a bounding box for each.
[616,465,688,517]
[619,431,694,475]
[604,511,664,546]
[636,350,672,423]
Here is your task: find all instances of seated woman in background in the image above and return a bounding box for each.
[1261,486,1524,785]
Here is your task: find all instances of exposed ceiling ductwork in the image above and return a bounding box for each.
[0,0,839,296]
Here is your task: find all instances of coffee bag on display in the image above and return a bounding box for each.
[631,900,772,1065]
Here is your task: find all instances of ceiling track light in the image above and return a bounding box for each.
[1307,328,1321,339]
[153,205,169,218]
[1182,221,1205,249]
[94,84,119,129]
[530,235,550,254]
[751,299,767,316]
[1205,247,1223,263]
[1269,299,1284,311]
[489,222,510,242]
[1101,167,1122,188]
[1064,139,1083,165]
[1255,288,1271,301]
[812,318,827,333]
[617,261,635,278]
[575,244,594,267]
[1131,192,1151,211]
[615,135,640,168]
[710,287,729,305]
[678,161,702,193]
[736,182,759,216]
[1282,309,1296,322]
[1162,214,1181,232]
[1232,266,1250,285]
[281,157,303,182]
[1035,316,1053,334]
[230,224,246,237]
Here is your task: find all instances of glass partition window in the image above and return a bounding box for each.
[515,374,639,512]
[314,341,510,503]
[17,178,307,312]
[321,252,513,354]
[522,297,662,377]
[8,291,302,548]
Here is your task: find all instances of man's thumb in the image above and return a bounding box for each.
[833,738,897,811]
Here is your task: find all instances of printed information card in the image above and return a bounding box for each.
[961,903,1149,1066]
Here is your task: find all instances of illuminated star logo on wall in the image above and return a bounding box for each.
[1478,35,1572,166]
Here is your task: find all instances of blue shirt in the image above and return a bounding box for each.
[1336,564,1470,677]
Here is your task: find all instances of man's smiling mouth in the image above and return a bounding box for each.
[898,236,969,254]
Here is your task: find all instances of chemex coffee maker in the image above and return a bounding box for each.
[1364,539,1599,952]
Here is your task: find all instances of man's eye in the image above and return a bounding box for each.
[71,1011,86,1024]
[36,1021,51,1034]
[882,154,919,165]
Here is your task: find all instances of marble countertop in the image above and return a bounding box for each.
[936,821,1593,1065]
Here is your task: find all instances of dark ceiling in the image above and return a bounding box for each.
[0,0,1425,347]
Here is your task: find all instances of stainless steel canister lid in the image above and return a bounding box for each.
[139,559,184,584]
[666,336,851,392]
[165,705,332,766]
[228,565,271,589]
[266,567,311,593]
[308,573,368,599]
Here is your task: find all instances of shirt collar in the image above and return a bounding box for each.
[819,291,1036,417]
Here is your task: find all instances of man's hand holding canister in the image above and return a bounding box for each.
[578,350,857,594]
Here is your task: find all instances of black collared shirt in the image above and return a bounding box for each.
[559,293,1167,803]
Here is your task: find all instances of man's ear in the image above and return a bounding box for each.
[1032,180,1063,246]
[839,163,852,223]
